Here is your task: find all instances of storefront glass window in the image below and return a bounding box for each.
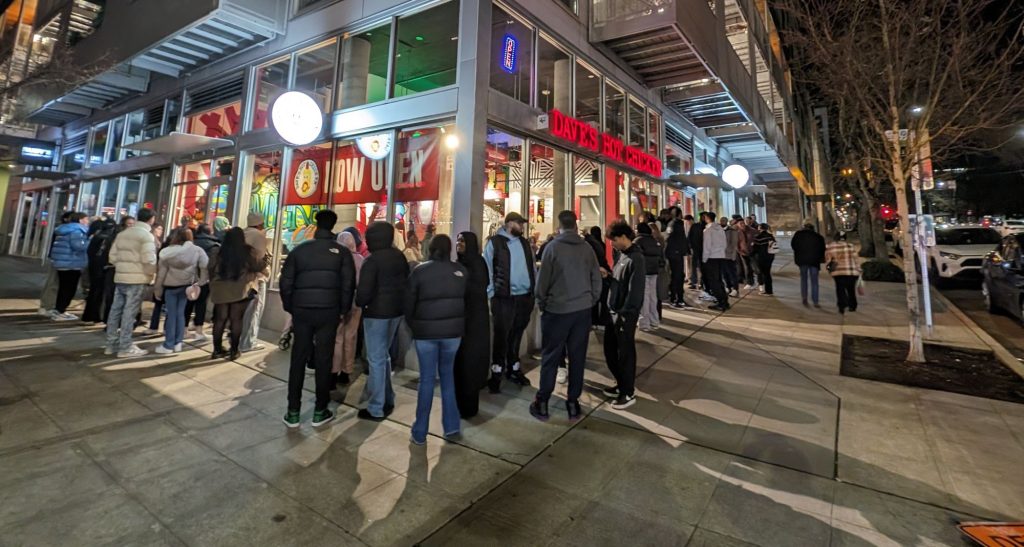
[338,22,391,109]
[61,149,85,172]
[173,162,211,230]
[628,98,646,148]
[393,124,456,250]
[604,81,625,141]
[252,57,291,131]
[294,40,338,113]
[648,110,661,157]
[89,124,108,167]
[271,143,333,285]
[166,97,182,134]
[393,1,459,98]
[528,142,569,242]
[78,181,98,215]
[574,156,600,232]
[575,61,600,127]
[536,35,571,113]
[119,176,141,219]
[490,5,533,105]
[483,127,524,237]
[98,179,118,218]
[604,166,627,224]
[668,189,684,210]
[558,0,578,14]
[184,101,243,138]
[124,110,146,158]
[109,118,125,162]
[141,170,169,221]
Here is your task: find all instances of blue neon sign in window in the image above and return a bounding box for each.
[500,34,518,74]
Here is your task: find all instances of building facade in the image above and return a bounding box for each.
[0,0,822,330]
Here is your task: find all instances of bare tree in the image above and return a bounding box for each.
[0,47,113,123]
[775,0,1024,362]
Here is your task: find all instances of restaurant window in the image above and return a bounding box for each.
[604,81,625,141]
[252,56,291,131]
[557,0,578,14]
[294,40,338,113]
[78,181,98,215]
[484,127,525,237]
[528,142,569,242]
[574,156,600,231]
[97,178,118,218]
[276,143,332,284]
[628,98,646,148]
[124,110,146,158]
[490,4,533,105]
[166,97,182,134]
[393,1,459,98]
[648,110,661,157]
[604,166,628,265]
[184,101,243,138]
[394,124,456,250]
[119,175,142,219]
[61,148,85,172]
[575,61,600,127]
[88,124,108,167]
[331,135,389,235]
[141,170,169,221]
[338,22,391,108]
[174,158,235,232]
[109,117,126,162]
[536,35,571,112]
[668,189,684,210]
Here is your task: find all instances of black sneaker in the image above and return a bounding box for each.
[383,403,394,416]
[357,408,385,422]
[611,394,636,410]
[529,399,549,422]
[211,348,228,359]
[336,372,350,386]
[602,385,620,398]
[311,408,335,427]
[506,369,531,386]
[487,375,501,394]
[566,399,582,421]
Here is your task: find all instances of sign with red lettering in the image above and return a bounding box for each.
[548,110,662,178]
[284,146,331,206]
[331,130,441,205]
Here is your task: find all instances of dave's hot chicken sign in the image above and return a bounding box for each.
[548,109,662,178]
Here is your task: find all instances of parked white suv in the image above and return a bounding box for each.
[926,226,1003,283]
[1001,219,1024,237]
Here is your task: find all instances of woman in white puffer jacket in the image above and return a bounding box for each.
[154,229,209,354]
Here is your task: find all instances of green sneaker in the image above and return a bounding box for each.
[282,410,301,429]
[311,408,335,427]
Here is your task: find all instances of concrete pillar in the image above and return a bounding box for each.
[340,37,371,109]
[451,0,491,237]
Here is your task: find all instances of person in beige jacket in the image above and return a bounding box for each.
[240,212,271,352]
[105,208,158,358]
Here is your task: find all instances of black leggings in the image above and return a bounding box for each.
[184,285,211,327]
[757,254,775,294]
[55,270,81,313]
[213,299,249,352]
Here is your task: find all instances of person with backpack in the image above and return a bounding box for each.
[50,212,91,321]
[633,221,664,330]
[82,218,116,323]
[153,229,209,354]
[752,223,778,296]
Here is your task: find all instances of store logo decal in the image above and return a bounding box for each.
[293,159,320,199]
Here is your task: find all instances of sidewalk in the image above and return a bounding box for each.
[0,252,1020,546]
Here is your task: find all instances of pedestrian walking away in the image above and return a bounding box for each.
[752,223,778,295]
[720,216,741,297]
[454,231,490,418]
[153,229,208,354]
[406,235,467,444]
[105,208,158,358]
[240,212,271,352]
[634,221,664,330]
[825,232,862,314]
[792,220,827,306]
[531,211,602,422]
[602,221,646,410]
[208,227,262,360]
[279,210,356,429]
[356,221,410,421]
[664,207,690,308]
[50,212,91,320]
[484,212,536,393]
[701,212,730,311]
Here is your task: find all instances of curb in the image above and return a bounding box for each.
[932,289,1024,380]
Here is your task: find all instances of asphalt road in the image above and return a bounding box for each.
[940,279,1024,362]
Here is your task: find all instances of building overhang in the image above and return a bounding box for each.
[122,132,234,157]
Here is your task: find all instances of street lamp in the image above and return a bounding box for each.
[909,105,925,116]
[722,164,750,189]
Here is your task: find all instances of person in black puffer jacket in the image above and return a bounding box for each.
[634,222,664,330]
[355,221,410,421]
[663,210,690,308]
[406,234,467,444]
[279,210,356,429]
[82,218,116,323]
[184,222,221,341]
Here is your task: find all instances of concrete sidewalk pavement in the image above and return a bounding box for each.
[0,252,1020,546]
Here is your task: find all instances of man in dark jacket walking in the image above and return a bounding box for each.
[602,221,646,410]
[356,222,410,420]
[530,211,602,422]
[483,212,536,392]
[791,221,826,306]
[685,214,703,289]
[279,210,356,428]
[664,208,690,308]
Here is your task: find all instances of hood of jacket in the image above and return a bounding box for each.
[553,230,586,246]
[457,231,481,258]
[338,231,357,254]
[159,241,202,269]
[56,222,87,237]
[365,222,395,252]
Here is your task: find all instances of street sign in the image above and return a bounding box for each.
[908,214,936,247]
[958,522,1024,546]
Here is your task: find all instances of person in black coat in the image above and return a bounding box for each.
[602,221,646,410]
[664,212,690,308]
[685,214,704,289]
[406,234,467,444]
[454,231,490,418]
[791,221,826,306]
[82,218,116,323]
[633,222,664,330]
[279,210,356,428]
[585,226,612,326]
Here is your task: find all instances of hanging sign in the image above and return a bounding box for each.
[501,34,519,74]
[548,109,662,178]
[271,92,324,146]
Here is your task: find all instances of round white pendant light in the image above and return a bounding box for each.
[722,164,750,189]
[271,92,323,146]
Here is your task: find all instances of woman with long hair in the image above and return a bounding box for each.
[209,227,261,359]
[184,223,220,342]
[154,228,208,354]
[406,234,466,444]
[331,231,364,386]
[453,231,490,418]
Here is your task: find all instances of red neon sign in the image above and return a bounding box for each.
[548,109,662,178]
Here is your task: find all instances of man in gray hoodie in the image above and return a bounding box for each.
[531,211,602,422]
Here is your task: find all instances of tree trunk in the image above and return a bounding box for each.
[868,204,890,260]
[857,202,875,257]
[892,172,927,363]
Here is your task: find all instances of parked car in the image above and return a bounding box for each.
[925,226,1002,284]
[1001,219,1024,237]
[981,233,1024,322]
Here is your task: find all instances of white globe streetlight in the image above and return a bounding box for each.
[270,91,323,146]
[722,164,750,189]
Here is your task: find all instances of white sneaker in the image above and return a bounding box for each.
[743,284,754,290]
[37,307,50,316]
[117,345,148,358]
[174,343,183,352]
[104,347,115,355]
[556,367,568,384]
[758,286,765,295]
[53,312,78,321]
[192,334,208,344]
[729,289,739,297]
[154,345,175,355]
[141,328,160,336]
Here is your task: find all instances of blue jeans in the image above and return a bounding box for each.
[105,283,146,352]
[161,287,188,350]
[799,265,820,304]
[362,317,401,417]
[411,337,462,443]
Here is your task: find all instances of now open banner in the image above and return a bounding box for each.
[332,129,442,205]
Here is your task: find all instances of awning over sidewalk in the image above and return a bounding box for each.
[122,132,234,156]
[670,174,723,189]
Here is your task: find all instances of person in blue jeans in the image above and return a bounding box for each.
[356,222,410,421]
[791,221,826,307]
[153,229,208,354]
[405,235,467,444]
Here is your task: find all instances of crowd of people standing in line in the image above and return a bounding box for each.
[33,201,862,442]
